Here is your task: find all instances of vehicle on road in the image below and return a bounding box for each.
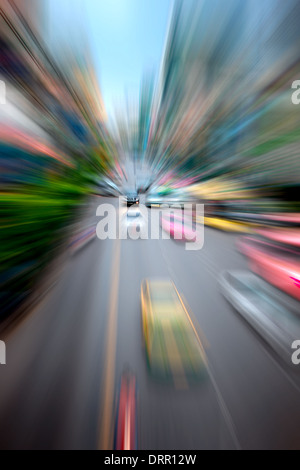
[114,370,138,450]
[145,195,162,208]
[202,216,254,233]
[237,234,300,301]
[219,270,300,365]
[161,213,197,242]
[127,208,141,218]
[126,192,139,207]
[141,279,207,382]
[145,192,192,209]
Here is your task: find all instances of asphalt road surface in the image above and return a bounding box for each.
[0,198,300,450]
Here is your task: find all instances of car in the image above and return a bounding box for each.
[202,216,254,233]
[145,195,162,208]
[145,193,191,209]
[161,213,197,242]
[127,208,141,218]
[141,279,207,383]
[237,235,300,301]
[259,213,300,228]
[256,227,300,247]
[114,370,138,450]
[126,193,139,207]
[219,270,300,365]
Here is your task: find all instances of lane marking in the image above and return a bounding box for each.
[99,238,121,450]
[206,364,242,450]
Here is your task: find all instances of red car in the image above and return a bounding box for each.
[161,213,197,242]
[256,228,300,248]
[114,371,138,450]
[238,231,300,301]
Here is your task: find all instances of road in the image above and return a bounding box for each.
[0,197,300,450]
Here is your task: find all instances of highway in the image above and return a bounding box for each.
[0,198,300,450]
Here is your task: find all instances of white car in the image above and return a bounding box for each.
[219,270,300,366]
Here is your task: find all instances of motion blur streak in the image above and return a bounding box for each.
[99,238,121,451]
[0,0,300,450]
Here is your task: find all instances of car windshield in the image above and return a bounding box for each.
[149,283,177,304]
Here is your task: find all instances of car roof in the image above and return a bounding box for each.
[147,279,175,294]
[146,280,185,321]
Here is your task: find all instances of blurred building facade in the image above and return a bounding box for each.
[0,0,116,316]
[145,0,300,201]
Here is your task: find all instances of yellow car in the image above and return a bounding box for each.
[197,216,254,233]
[141,279,207,383]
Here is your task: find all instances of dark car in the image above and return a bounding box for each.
[126,193,139,207]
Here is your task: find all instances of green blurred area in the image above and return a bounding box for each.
[0,146,101,317]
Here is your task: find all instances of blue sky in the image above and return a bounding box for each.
[46,0,172,117]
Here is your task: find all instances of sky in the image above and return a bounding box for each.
[46,0,172,118]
